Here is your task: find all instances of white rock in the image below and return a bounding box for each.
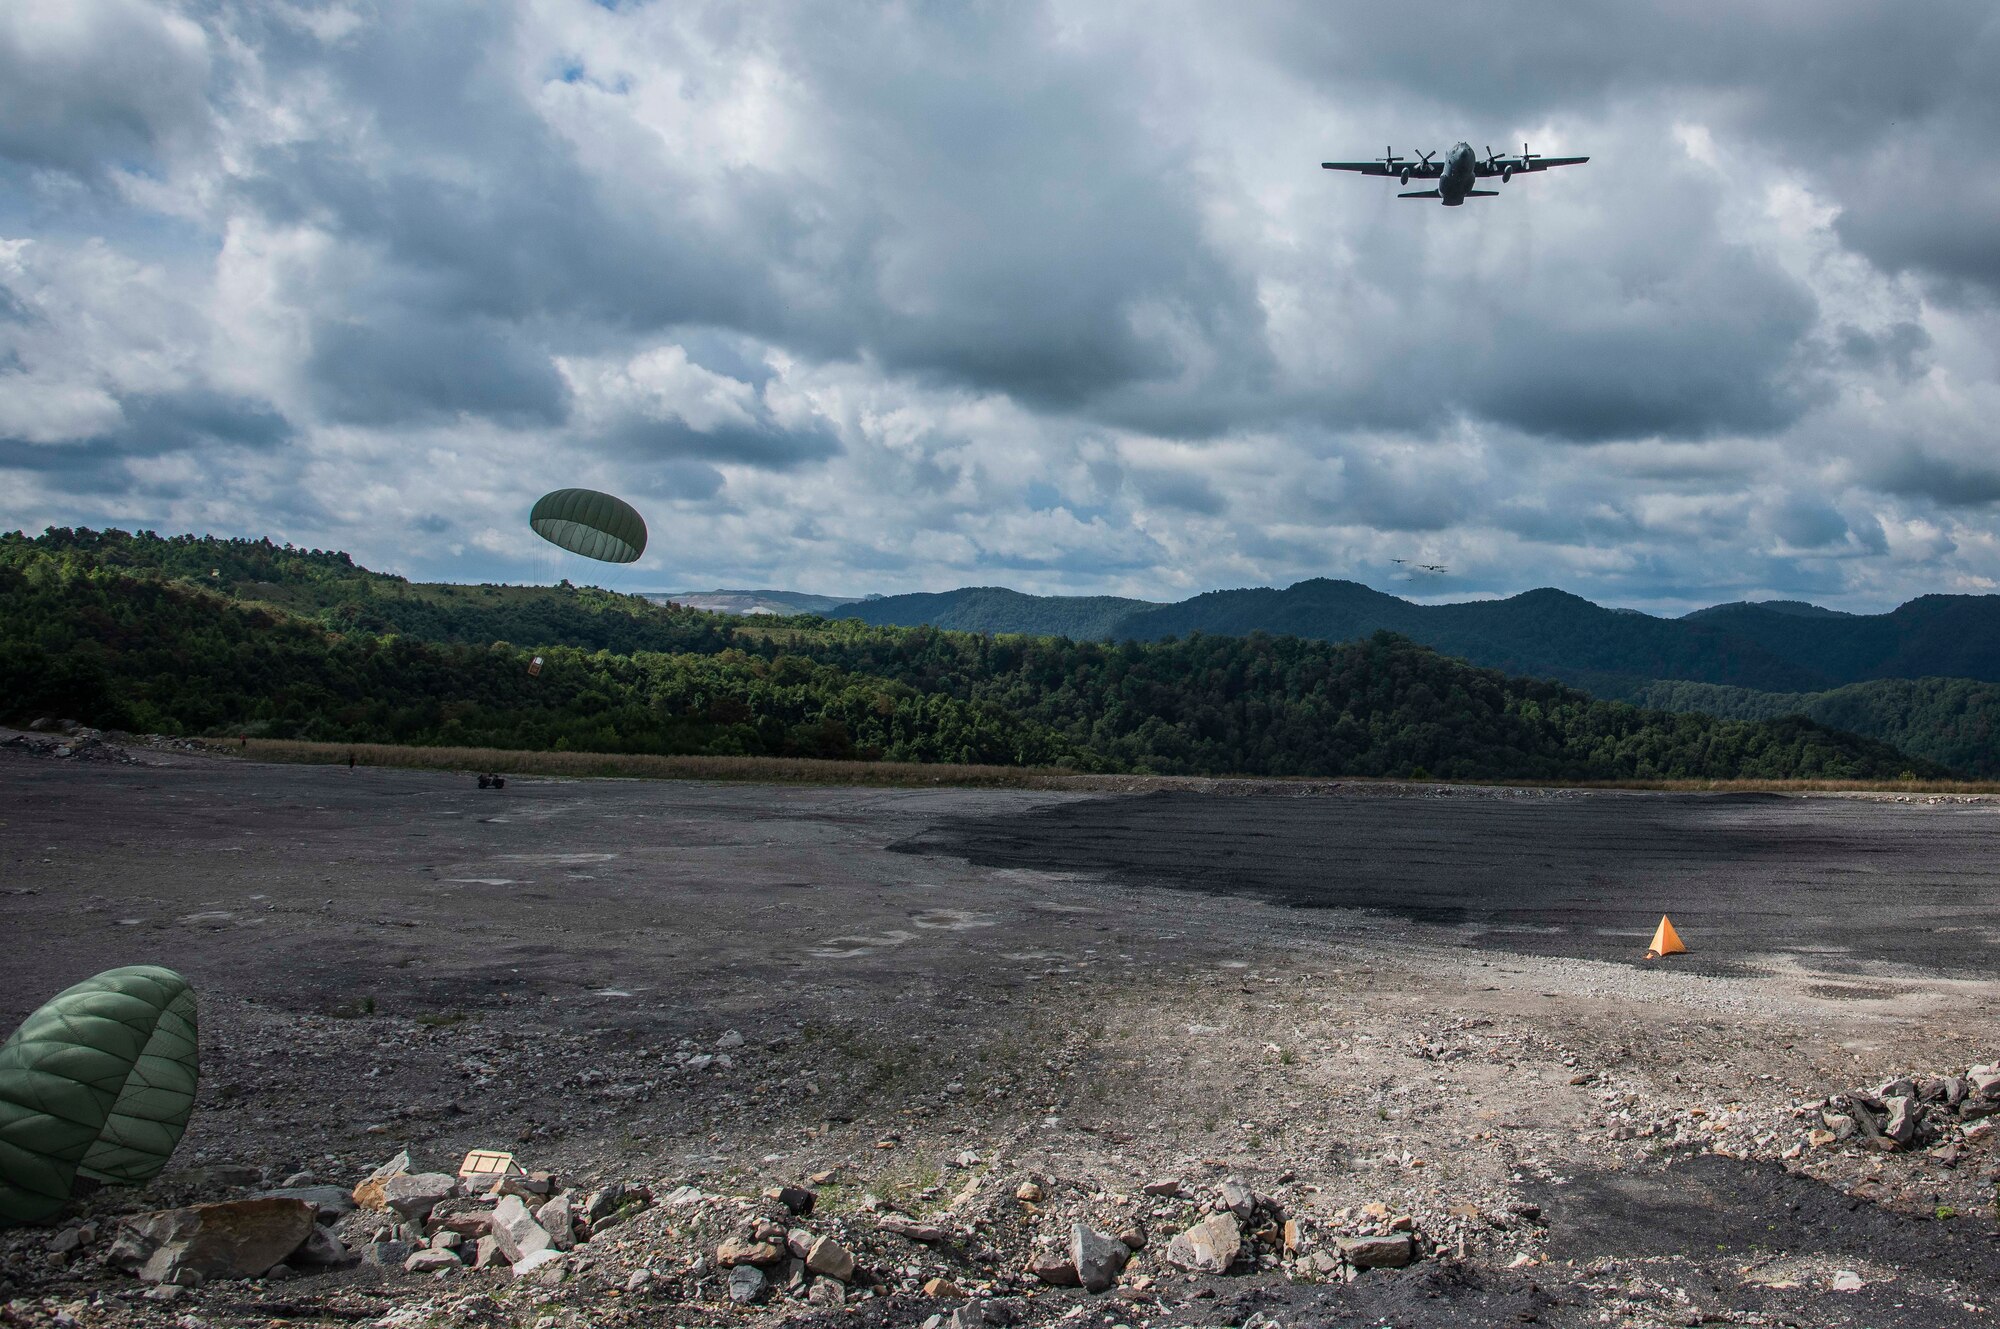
[1163,1214,1240,1274]
[489,1195,553,1264]
[512,1248,567,1282]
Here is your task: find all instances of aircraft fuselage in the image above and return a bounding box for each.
[1440,142,1477,206]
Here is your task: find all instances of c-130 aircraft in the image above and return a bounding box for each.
[1322,142,1587,205]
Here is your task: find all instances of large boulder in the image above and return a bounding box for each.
[106,1198,315,1285]
[253,1186,355,1224]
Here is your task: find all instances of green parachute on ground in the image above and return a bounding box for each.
[529,488,647,564]
[0,966,199,1227]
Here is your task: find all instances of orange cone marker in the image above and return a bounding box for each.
[1644,915,1686,959]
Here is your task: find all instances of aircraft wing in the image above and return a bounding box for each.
[1516,155,1589,172]
[1320,161,1399,176]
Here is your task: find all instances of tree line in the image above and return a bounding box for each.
[0,529,1948,780]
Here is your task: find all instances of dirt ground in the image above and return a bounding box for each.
[2,746,1998,1328]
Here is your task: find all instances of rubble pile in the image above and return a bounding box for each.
[4,719,224,763]
[1,731,137,764]
[1809,1064,2000,1159]
[1584,1062,2000,1169]
[5,1147,1458,1322]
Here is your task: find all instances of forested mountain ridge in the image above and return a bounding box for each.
[1118,581,1835,691]
[0,528,1948,781]
[18,526,739,656]
[1609,676,2000,777]
[1665,596,2000,685]
[836,586,1160,641]
[832,576,2000,693]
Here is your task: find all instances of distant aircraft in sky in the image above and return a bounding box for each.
[1421,563,1449,573]
[1322,142,1587,206]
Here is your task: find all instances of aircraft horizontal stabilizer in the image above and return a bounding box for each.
[1396,189,1441,199]
[1465,190,1499,197]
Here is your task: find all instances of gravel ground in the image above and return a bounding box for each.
[2,746,1997,1328]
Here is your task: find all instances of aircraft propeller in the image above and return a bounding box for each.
[1519,141,1542,165]
[1374,144,1406,168]
[1414,148,1436,173]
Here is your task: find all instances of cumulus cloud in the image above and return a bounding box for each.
[0,0,212,178]
[1,0,1998,612]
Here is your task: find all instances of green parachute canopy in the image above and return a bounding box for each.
[0,965,198,1227]
[529,488,647,564]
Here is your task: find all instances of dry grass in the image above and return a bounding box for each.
[232,738,1088,788]
[218,739,2000,797]
[1533,776,2000,794]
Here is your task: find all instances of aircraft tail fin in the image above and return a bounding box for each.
[1396,189,1441,199]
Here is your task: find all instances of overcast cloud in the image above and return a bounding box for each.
[3,0,1998,613]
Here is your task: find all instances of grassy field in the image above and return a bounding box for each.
[221,738,2000,796]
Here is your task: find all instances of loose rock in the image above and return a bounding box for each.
[287,1226,351,1269]
[718,1235,784,1267]
[1217,1178,1257,1220]
[511,1248,567,1283]
[351,1151,414,1211]
[807,1234,856,1281]
[728,1265,768,1304]
[489,1195,554,1264]
[1338,1234,1416,1269]
[1164,1213,1241,1275]
[535,1192,576,1251]
[1026,1248,1080,1287]
[404,1249,463,1274]
[381,1173,459,1226]
[1069,1221,1128,1293]
[361,1240,413,1269]
[880,1213,952,1243]
[764,1185,816,1216]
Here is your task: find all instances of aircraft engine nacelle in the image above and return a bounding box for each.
[1399,168,1411,185]
[1500,166,1513,182]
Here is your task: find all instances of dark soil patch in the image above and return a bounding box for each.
[1537,1153,2000,1327]
[905,789,2000,975]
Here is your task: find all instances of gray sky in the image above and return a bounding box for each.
[3,0,1997,612]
